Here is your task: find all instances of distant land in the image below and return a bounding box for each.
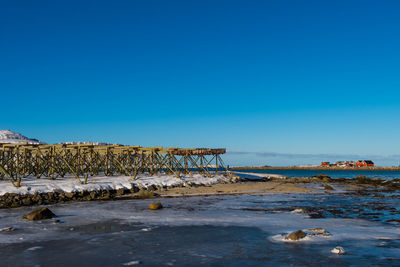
[0,130,44,144]
[231,166,400,171]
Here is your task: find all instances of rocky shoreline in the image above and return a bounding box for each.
[0,176,240,209]
[271,174,400,189]
[0,186,137,209]
[0,174,399,209]
[232,166,400,171]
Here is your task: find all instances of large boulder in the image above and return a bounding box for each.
[149,202,163,210]
[284,230,306,241]
[22,208,56,221]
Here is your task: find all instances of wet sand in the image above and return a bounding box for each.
[157,178,372,198]
[159,181,312,197]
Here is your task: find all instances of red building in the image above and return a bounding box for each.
[355,160,374,167]
[320,162,330,166]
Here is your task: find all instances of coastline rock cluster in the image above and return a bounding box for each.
[270,174,400,189]
[0,175,239,209]
[0,185,141,209]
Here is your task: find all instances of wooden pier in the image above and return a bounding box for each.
[0,143,228,187]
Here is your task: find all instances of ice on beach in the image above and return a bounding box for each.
[0,193,399,247]
[25,246,44,251]
[122,260,141,266]
[0,192,399,266]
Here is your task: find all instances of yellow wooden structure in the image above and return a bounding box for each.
[0,143,228,187]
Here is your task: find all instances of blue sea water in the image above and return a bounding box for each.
[0,186,399,266]
[234,169,400,180]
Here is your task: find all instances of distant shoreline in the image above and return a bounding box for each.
[231,166,400,171]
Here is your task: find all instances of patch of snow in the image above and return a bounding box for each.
[122,260,141,266]
[25,246,44,251]
[291,208,307,214]
[0,173,230,196]
[0,227,14,232]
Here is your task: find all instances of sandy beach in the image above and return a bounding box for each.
[158,180,312,197]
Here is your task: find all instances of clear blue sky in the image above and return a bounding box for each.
[1,0,400,166]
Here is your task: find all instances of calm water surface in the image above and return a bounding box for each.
[235,169,400,180]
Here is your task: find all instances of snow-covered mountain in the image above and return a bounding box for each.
[0,130,45,144]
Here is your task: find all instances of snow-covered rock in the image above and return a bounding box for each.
[331,246,345,254]
[0,130,44,144]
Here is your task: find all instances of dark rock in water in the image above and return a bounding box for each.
[22,208,56,221]
[324,184,334,190]
[308,211,324,218]
[285,230,306,241]
[387,219,400,224]
[149,202,163,210]
[354,175,386,186]
[312,174,331,182]
[356,175,367,182]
